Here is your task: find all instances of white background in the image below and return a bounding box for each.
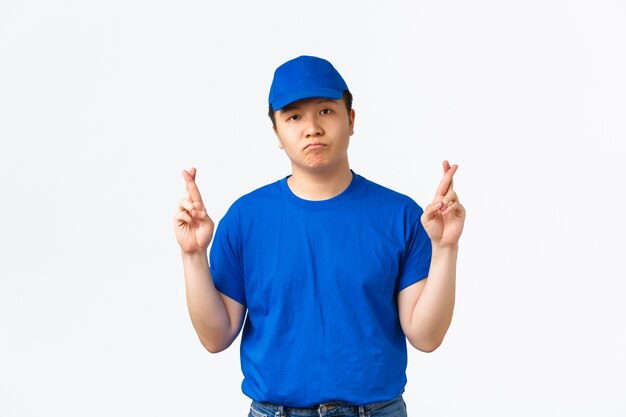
[1,0,625,415]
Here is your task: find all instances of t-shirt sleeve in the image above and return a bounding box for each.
[396,202,432,292]
[208,206,247,306]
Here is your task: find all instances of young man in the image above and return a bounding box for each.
[174,55,465,417]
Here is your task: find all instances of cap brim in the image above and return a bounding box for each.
[271,87,344,111]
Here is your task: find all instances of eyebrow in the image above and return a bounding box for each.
[280,98,337,112]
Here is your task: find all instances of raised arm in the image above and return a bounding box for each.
[398,160,466,352]
[173,167,245,353]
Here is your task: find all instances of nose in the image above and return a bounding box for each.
[304,117,323,137]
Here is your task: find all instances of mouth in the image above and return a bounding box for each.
[305,143,326,149]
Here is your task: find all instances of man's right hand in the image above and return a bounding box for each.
[174,167,215,254]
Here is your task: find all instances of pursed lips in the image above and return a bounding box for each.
[305,143,326,150]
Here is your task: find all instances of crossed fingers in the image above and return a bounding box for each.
[180,167,206,213]
[434,160,460,213]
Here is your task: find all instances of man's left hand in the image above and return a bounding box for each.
[421,160,466,247]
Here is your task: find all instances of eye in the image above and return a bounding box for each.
[320,108,333,115]
[287,114,301,121]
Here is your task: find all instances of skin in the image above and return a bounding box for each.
[397,160,466,352]
[272,97,356,200]
[173,97,466,353]
[174,168,244,352]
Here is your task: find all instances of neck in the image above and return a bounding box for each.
[287,162,353,201]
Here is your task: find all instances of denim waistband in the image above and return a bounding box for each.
[250,394,404,417]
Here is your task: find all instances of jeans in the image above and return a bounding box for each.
[248,395,407,417]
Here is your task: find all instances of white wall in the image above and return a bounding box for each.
[1,1,624,415]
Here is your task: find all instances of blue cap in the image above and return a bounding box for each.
[268,55,349,111]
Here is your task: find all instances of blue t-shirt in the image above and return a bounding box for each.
[209,170,432,407]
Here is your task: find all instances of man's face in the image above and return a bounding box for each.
[273,97,355,174]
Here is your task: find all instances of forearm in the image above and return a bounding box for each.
[181,251,233,353]
[407,244,458,351]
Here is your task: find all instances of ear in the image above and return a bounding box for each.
[273,125,284,149]
[348,109,356,136]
